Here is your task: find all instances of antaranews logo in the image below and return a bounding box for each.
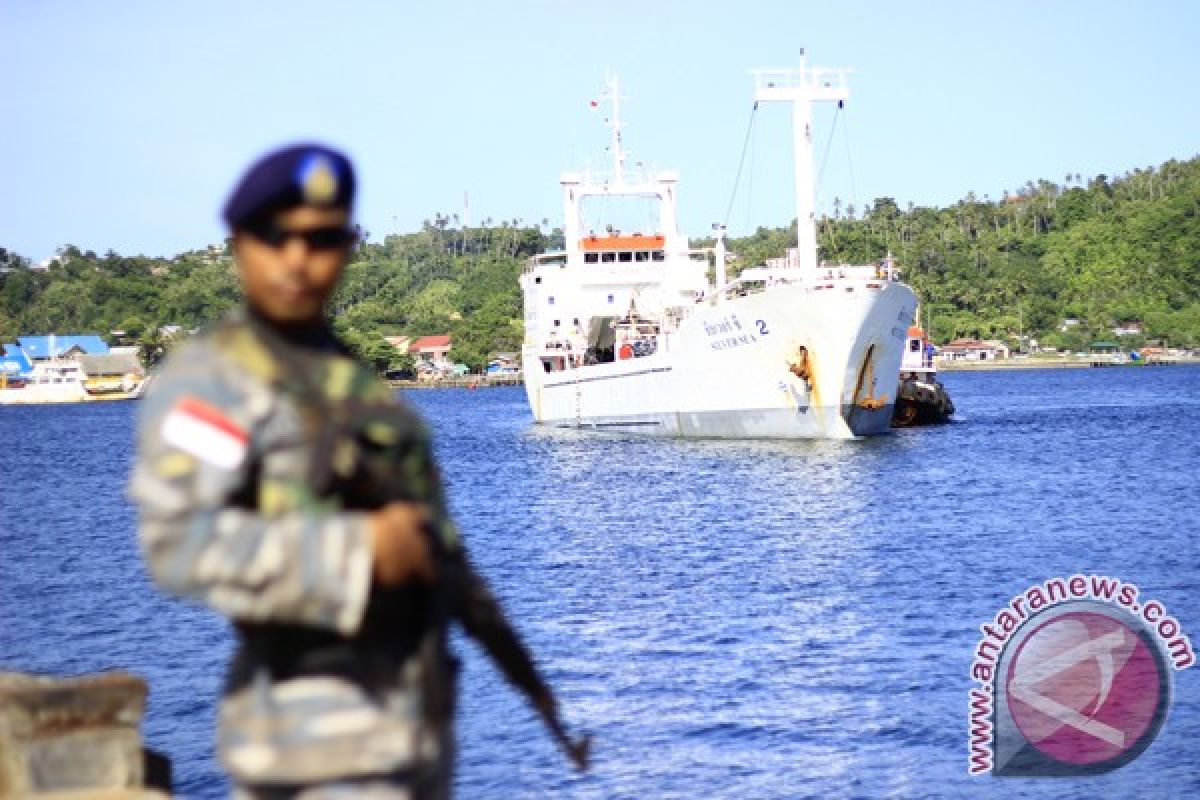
[967,575,1194,776]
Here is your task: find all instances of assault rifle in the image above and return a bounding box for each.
[338,414,592,772]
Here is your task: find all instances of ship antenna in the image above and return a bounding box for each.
[605,73,627,188]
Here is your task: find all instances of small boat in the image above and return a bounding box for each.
[892,326,954,426]
[0,359,90,405]
[82,369,148,400]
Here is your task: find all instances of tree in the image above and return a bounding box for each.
[138,327,167,368]
[390,351,417,378]
[448,339,488,372]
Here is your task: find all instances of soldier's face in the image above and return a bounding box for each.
[234,206,353,324]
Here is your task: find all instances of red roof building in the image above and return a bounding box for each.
[410,334,453,367]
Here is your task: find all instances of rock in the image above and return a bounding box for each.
[0,672,153,796]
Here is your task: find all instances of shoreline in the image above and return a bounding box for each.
[939,357,1199,371]
[389,376,522,389]
[388,358,1200,388]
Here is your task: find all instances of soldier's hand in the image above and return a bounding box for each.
[369,503,436,586]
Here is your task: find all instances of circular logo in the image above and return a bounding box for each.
[1005,609,1169,769]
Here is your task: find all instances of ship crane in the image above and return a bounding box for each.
[752,52,850,272]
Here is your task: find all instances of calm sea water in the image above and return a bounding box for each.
[1,366,1198,799]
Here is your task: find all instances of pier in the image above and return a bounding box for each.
[939,356,1199,371]
[389,375,524,389]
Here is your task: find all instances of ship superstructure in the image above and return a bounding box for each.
[519,60,917,438]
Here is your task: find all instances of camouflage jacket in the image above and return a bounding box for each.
[130,309,461,785]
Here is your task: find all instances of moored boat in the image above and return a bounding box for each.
[0,359,90,405]
[892,326,955,426]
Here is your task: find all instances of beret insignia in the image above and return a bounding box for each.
[298,153,339,205]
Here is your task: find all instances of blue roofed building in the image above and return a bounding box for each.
[1,344,34,378]
[16,334,109,360]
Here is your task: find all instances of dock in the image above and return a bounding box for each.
[940,356,1199,371]
[389,375,524,389]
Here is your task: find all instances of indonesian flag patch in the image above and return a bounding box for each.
[161,395,249,470]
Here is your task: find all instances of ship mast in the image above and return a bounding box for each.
[604,73,628,188]
[752,52,849,271]
[561,75,682,253]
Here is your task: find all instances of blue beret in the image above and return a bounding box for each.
[223,143,356,228]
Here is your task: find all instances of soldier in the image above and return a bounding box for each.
[131,144,586,798]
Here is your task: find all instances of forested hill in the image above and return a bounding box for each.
[2,156,1198,369]
[0,220,551,370]
[730,156,1200,349]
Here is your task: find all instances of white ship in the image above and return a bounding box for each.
[519,59,918,438]
[0,359,90,404]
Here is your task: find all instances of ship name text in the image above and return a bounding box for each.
[704,314,767,352]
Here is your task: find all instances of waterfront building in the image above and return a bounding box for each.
[411,334,454,369]
[15,334,109,361]
[938,338,1011,362]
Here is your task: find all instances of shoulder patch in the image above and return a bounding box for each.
[216,325,281,384]
[156,451,196,478]
[162,395,249,470]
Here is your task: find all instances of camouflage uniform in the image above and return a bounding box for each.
[131,309,466,798]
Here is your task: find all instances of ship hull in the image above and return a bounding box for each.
[0,384,89,405]
[522,279,916,439]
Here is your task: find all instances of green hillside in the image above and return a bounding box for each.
[725,157,1200,350]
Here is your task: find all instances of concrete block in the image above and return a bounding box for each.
[0,672,148,796]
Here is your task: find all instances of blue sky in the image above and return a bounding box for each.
[3,1,1198,261]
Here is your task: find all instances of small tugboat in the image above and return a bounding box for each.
[892,326,954,426]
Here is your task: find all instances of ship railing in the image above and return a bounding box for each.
[899,362,937,376]
[764,246,903,281]
[575,164,667,190]
[703,263,907,305]
[814,263,902,282]
[540,335,588,355]
[710,275,795,302]
[523,252,569,275]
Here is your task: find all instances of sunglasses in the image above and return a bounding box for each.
[245,222,358,251]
